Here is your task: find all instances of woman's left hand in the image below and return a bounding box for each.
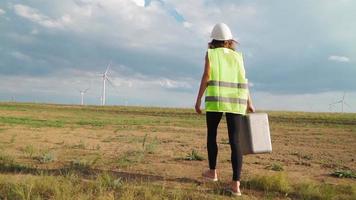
[247,103,255,113]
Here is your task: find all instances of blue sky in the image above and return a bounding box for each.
[0,0,355,112]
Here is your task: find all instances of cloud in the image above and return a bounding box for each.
[10,51,32,62]
[0,68,196,107]
[30,29,39,35]
[253,90,356,113]
[328,55,350,63]
[0,8,5,15]
[130,0,145,7]
[13,4,71,29]
[158,78,192,89]
[1,0,356,111]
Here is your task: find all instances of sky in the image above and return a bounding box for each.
[0,0,355,112]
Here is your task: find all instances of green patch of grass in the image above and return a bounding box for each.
[0,128,7,133]
[21,144,36,158]
[116,150,145,168]
[0,116,64,128]
[0,153,31,173]
[0,153,15,165]
[243,173,356,200]
[95,172,123,192]
[76,120,105,127]
[184,149,204,161]
[69,159,92,173]
[331,170,356,179]
[35,152,56,163]
[144,137,159,154]
[265,163,284,171]
[294,182,355,200]
[142,134,160,154]
[0,173,110,199]
[68,155,102,174]
[244,173,291,194]
[0,172,227,200]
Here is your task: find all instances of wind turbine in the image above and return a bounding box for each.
[78,88,89,105]
[100,61,117,106]
[329,92,350,113]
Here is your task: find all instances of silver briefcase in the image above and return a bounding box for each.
[239,113,272,155]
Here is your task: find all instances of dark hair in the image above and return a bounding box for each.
[208,39,236,51]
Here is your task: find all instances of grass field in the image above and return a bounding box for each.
[0,102,355,200]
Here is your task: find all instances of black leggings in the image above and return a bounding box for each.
[206,111,243,181]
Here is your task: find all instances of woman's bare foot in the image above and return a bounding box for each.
[230,181,241,196]
[202,169,218,181]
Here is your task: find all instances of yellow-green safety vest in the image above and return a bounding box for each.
[205,47,249,115]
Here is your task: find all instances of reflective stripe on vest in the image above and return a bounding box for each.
[205,48,248,115]
[205,96,248,104]
[207,80,248,89]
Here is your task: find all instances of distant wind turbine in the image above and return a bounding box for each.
[100,61,117,106]
[78,88,89,105]
[329,92,350,113]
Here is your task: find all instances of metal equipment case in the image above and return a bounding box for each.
[239,113,272,155]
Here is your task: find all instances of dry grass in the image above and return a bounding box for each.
[0,102,355,199]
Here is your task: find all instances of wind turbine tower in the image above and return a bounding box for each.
[79,88,89,105]
[329,92,350,113]
[101,62,116,106]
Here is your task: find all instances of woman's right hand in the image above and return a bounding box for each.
[195,99,202,114]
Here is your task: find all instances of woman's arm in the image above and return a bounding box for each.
[247,91,256,113]
[195,53,210,114]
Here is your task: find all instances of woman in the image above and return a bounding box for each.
[195,23,255,196]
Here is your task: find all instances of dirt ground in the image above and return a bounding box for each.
[0,103,355,199]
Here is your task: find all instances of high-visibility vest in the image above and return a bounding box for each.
[205,47,249,115]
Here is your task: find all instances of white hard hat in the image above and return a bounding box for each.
[210,23,234,41]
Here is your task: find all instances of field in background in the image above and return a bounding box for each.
[0,102,355,200]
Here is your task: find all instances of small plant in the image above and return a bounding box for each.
[71,140,86,149]
[101,137,112,143]
[22,145,36,158]
[116,150,144,167]
[142,135,159,154]
[142,133,148,149]
[0,153,15,165]
[220,138,229,144]
[266,163,284,171]
[70,159,92,173]
[301,154,312,160]
[331,170,356,179]
[37,152,55,163]
[185,149,204,161]
[96,172,123,192]
[10,134,17,143]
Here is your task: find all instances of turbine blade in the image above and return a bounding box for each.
[106,77,121,95]
[104,61,112,75]
[330,101,341,105]
[106,77,116,88]
[344,102,351,108]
